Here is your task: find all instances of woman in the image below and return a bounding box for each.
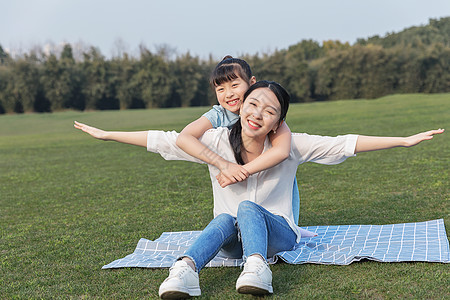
[74,81,443,299]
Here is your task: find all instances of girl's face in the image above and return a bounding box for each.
[240,88,281,140]
[215,76,255,114]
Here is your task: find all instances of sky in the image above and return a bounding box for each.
[2,0,450,59]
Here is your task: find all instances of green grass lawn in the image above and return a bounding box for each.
[1,94,449,299]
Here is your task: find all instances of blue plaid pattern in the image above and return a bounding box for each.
[102,219,449,269]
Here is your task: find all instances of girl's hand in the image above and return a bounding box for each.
[216,163,249,188]
[404,129,445,147]
[216,172,234,188]
[74,121,107,140]
[216,170,247,188]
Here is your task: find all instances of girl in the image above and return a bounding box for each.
[74,81,443,298]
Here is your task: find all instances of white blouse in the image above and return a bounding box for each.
[147,127,358,242]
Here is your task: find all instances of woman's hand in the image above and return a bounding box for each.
[403,129,445,147]
[74,121,108,140]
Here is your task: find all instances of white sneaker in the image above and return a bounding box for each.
[158,260,201,299]
[236,256,273,295]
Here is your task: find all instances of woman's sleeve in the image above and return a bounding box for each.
[291,133,359,165]
[147,130,207,164]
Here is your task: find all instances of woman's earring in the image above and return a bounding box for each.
[273,129,277,134]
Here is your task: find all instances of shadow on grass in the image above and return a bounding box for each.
[197,262,308,299]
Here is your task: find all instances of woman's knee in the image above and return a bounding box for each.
[213,213,235,225]
[208,213,237,237]
[237,200,260,216]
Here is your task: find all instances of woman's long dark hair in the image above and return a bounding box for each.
[229,81,290,165]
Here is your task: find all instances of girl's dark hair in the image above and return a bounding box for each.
[209,55,253,88]
[229,80,290,165]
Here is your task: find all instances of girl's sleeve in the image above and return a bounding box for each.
[202,106,221,128]
[147,130,208,164]
[291,133,359,165]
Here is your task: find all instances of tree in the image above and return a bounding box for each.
[81,47,119,110]
[0,45,10,65]
[288,39,324,61]
[283,49,312,102]
[420,43,450,93]
[6,55,42,113]
[169,53,203,107]
[41,44,80,111]
[0,65,11,113]
[357,17,450,48]
[133,47,171,108]
[113,54,142,109]
[358,45,395,99]
[322,40,350,54]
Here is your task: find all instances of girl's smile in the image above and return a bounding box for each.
[227,98,240,107]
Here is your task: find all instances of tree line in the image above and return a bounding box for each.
[0,17,449,114]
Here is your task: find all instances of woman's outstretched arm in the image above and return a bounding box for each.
[355,129,444,153]
[74,121,148,148]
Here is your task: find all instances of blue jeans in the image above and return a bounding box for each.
[182,200,297,272]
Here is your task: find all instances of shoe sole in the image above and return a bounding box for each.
[159,288,201,299]
[236,280,273,295]
[160,290,190,299]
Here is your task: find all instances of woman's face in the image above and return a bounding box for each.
[239,87,281,140]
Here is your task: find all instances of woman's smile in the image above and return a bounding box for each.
[247,119,261,130]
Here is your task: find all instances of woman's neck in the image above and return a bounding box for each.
[241,134,265,163]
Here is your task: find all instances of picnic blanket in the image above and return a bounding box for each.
[102,219,449,269]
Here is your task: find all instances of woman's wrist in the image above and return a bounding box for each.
[401,137,410,147]
[101,130,112,141]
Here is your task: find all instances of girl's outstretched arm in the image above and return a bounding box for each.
[355,129,444,153]
[74,121,148,147]
[176,117,249,184]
